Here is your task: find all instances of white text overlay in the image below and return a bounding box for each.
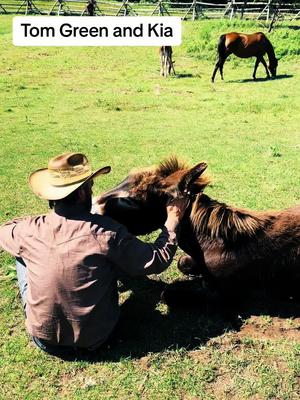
[13,17,182,46]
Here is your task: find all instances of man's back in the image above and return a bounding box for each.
[2,208,124,348]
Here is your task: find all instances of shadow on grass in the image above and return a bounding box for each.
[273,74,294,80]
[285,25,300,31]
[59,276,300,363]
[228,74,293,83]
[174,73,194,79]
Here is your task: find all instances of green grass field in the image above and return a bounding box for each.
[0,16,300,399]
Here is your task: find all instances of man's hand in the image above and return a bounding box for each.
[165,197,189,232]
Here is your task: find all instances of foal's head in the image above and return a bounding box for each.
[97,157,210,234]
[269,57,278,78]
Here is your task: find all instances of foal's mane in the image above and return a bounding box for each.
[128,157,189,198]
[129,157,210,199]
[191,194,269,242]
[157,157,188,177]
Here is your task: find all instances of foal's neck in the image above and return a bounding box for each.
[265,39,276,64]
[190,194,267,242]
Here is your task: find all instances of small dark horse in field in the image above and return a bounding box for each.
[159,46,176,77]
[96,158,300,300]
[212,32,278,82]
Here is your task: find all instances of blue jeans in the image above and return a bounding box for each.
[15,258,95,358]
[16,257,28,311]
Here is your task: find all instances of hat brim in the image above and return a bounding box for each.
[29,166,111,200]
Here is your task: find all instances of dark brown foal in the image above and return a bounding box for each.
[212,32,278,82]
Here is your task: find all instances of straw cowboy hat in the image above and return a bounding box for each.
[29,152,111,200]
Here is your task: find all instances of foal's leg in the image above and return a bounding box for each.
[212,56,228,82]
[167,56,175,76]
[253,57,261,80]
[164,54,168,77]
[171,59,176,75]
[260,56,270,79]
[167,55,172,75]
[219,58,227,80]
[160,54,164,76]
[211,59,221,83]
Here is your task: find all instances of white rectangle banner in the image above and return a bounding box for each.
[13,16,182,47]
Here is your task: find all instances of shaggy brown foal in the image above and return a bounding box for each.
[96,158,300,300]
[159,46,176,77]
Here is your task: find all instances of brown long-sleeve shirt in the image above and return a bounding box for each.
[0,206,177,348]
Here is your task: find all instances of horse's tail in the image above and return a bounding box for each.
[217,34,226,59]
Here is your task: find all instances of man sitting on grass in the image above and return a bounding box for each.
[0,152,187,357]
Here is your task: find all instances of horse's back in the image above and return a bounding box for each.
[223,31,269,57]
[278,204,300,232]
[224,31,266,42]
[245,32,268,45]
[223,32,240,46]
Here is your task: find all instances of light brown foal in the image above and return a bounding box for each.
[159,46,176,77]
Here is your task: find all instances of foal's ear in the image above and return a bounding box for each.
[178,162,208,194]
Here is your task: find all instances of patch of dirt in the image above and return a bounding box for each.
[238,316,300,341]
[207,333,244,351]
[188,349,212,364]
[206,370,236,400]
[180,395,203,400]
[57,368,110,396]
[138,355,152,371]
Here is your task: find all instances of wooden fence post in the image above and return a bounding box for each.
[240,0,247,19]
[291,10,300,21]
[17,0,41,15]
[124,0,128,16]
[159,0,164,16]
[256,0,275,22]
[231,0,237,20]
[267,0,271,21]
[183,0,203,21]
[49,0,71,15]
[268,0,283,32]
[224,0,237,20]
[0,4,7,13]
[151,1,169,17]
[192,0,196,20]
[116,0,137,16]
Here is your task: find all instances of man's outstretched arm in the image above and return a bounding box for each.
[107,198,188,276]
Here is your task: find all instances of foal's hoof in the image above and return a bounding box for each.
[178,255,201,276]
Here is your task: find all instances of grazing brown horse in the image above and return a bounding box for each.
[159,46,176,77]
[211,32,278,82]
[96,158,300,300]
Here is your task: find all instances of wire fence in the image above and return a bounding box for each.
[1,0,300,21]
